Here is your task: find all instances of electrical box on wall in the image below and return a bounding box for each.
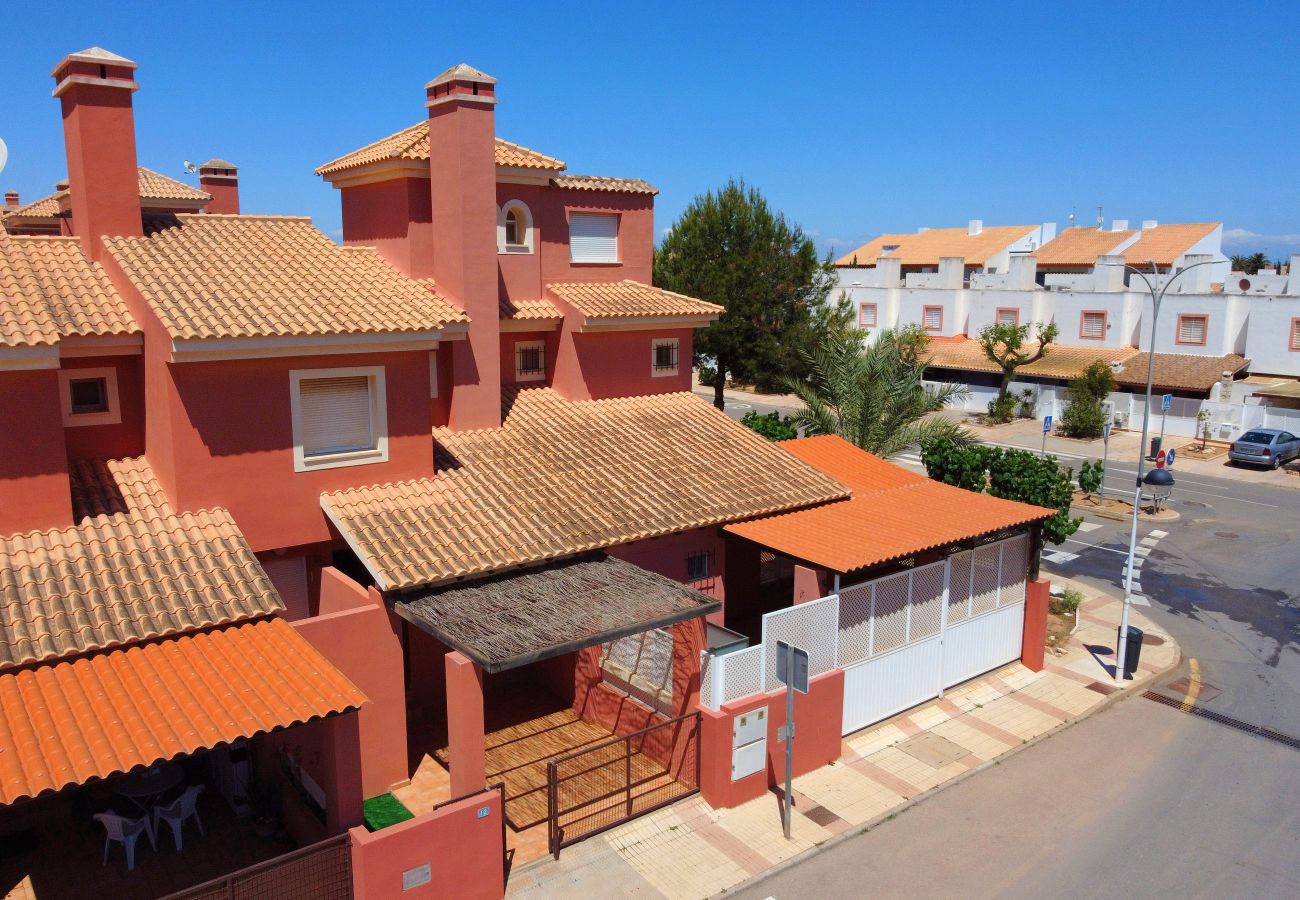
[731,706,768,781]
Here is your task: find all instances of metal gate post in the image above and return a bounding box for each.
[625,736,633,817]
[938,557,952,697]
[548,760,560,860]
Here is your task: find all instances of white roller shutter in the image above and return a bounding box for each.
[923,306,943,330]
[1178,315,1207,344]
[299,376,374,457]
[569,213,618,263]
[1081,311,1106,338]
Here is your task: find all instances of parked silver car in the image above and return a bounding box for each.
[1228,429,1300,469]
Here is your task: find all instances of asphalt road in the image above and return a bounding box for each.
[736,447,1300,898]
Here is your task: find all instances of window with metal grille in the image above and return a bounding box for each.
[686,551,710,582]
[69,377,108,413]
[1177,314,1207,345]
[569,212,618,263]
[922,305,943,331]
[651,338,679,376]
[1080,310,1106,339]
[858,303,877,328]
[515,340,546,382]
[996,308,1019,326]
[290,367,387,472]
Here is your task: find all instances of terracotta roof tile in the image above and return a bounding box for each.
[1116,351,1248,393]
[1,168,210,229]
[0,457,282,670]
[0,193,61,221]
[68,457,175,521]
[1034,226,1135,267]
[314,122,565,176]
[322,388,848,590]
[499,297,563,322]
[836,225,1039,268]
[0,233,138,348]
[725,436,1052,573]
[104,215,468,340]
[0,617,366,806]
[547,280,722,321]
[550,175,658,195]
[1121,223,1220,267]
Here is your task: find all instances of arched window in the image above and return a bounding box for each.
[497,200,534,254]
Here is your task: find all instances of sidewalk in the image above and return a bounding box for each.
[506,581,1180,898]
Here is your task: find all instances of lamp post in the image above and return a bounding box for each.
[1102,257,1216,681]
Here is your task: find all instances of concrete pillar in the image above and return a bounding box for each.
[445,651,486,798]
[792,564,828,605]
[1021,578,1050,672]
[323,710,364,833]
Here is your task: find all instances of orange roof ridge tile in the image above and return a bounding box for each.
[546,279,722,320]
[316,125,566,176]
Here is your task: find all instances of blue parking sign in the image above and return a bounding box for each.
[1043,415,1052,433]
[1162,393,1172,412]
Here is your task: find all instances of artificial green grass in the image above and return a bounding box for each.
[363,792,415,831]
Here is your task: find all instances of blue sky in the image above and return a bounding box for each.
[3,1,1298,259]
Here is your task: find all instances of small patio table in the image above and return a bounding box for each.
[117,763,185,815]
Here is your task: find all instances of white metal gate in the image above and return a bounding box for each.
[838,535,1028,736]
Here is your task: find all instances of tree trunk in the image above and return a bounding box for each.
[713,364,726,410]
[998,368,1014,403]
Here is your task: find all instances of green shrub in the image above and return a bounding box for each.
[363,793,414,832]
[741,410,798,441]
[1078,460,1103,496]
[986,394,1017,424]
[1050,586,1084,615]
[1016,389,1037,419]
[1060,361,1116,439]
[697,364,717,386]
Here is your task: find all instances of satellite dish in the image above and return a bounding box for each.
[0,137,8,176]
[183,160,197,174]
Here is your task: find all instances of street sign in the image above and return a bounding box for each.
[1103,423,1112,444]
[1042,415,1053,434]
[775,640,809,694]
[1155,449,1167,468]
[1162,393,1173,412]
[1166,447,1176,469]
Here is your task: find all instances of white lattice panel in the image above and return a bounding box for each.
[762,595,839,692]
[909,562,945,641]
[998,534,1028,607]
[698,652,714,709]
[837,581,874,667]
[971,544,1001,616]
[870,572,910,656]
[720,645,766,704]
[947,550,974,624]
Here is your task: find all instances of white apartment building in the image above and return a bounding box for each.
[835,219,1300,439]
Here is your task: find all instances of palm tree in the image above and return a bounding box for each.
[786,327,974,458]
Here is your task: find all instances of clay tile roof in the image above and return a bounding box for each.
[1121,223,1220,267]
[550,175,658,195]
[0,193,61,221]
[0,232,138,348]
[135,166,211,203]
[0,617,366,806]
[315,122,566,176]
[1034,226,1135,266]
[322,388,849,590]
[499,297,563,322]
[0,457,282,670]
[1115,352,1248,393]
[547,280,722,321]
[922,337,1137,382]
[103,214,468,341]
[724,435,1052,573]
[835,225,1039,268]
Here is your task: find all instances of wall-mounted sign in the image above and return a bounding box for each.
[403,863,432,891]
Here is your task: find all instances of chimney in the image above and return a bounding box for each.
[51,47,142,259]
[938,256,965,289]
[1286,254,1300,296]
[1008,253,1037,290]
[1094,254,1125,291]
[198,159,239,214]
[1111,219,1129,232]
[4,191,18,208]
[1180,254,1214,293]
[426,63,501,430]
[968,219,983,236]
[1142,219,1159,230]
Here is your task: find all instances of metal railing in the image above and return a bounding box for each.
[547,712,701,858]
[159,833,352,900]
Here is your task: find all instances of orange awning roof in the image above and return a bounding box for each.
[725,435,1052,574]
[0,618,366,806]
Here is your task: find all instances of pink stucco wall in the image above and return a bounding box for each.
[60,354,145,462]
[0,370,72,536]
[292,569,408,798]
[610,527,726,623]
[340,178,435,279]
[349,788,504,900]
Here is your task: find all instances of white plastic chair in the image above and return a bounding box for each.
[94,812,156,870]
[154,784,205,851]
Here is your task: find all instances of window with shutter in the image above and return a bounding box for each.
[1080,311,1106,339]
[996,308,1019,326]
[290,367,388,472]
[1177,315,1208,345]
[1292,318,1300,351]
[859,303,877,328]
[569,213,619,263]
[922,306,943,331]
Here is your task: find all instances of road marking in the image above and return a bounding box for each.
[1181,659,1202,712]
[1129,594,1150,607]
[1062,538,1128,555]
[1042,550,1079,564]
[1077,521,1102,533]
[1150,529,1169,539]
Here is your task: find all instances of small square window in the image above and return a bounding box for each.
[69,377,108,414]
[651,338,680,377]
[515,340,546,382]
[996,308,1020,327]
[1176,314,1208,345]
[922,306,943,331]
[858,303,877,328]
[686,551,710,582]
[1080,311,1107,339]
[290,366,388,472]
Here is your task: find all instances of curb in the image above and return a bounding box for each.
[1070,502,1181,523]
[713,641,1183,898]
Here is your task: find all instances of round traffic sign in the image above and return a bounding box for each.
[1166,447,1176,469]
[1155,449,1166,468]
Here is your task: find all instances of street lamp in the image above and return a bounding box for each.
[1142,467,1175,511]
[1100,257,1217,681]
